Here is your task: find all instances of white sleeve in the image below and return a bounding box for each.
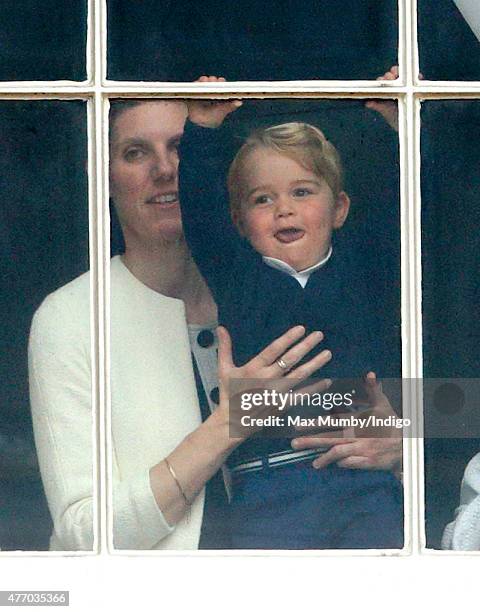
[29,289,175,551]
[111,468,174,550]
[28,292,94,551]
[442,453,480,551]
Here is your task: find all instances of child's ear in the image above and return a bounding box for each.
[333,191,351,229]
[231,210,246,236]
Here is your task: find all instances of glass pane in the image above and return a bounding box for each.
[107,0,398,81]
[108,97,403,550]
[421,100,480,550]
[0,0,87,81]
[418,0,480,80]
[0,101,90,550]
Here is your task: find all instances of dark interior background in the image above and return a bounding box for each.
[0,101,88,550]
[421,100,480,548]
[107,0,398,81]
[419,0,480,80]
[2,0,478,82]
[0,0,87,81]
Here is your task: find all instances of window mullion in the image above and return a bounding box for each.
[94,0,109,556]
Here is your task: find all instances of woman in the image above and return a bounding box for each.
[28,99,332,550]
[29,98,402,551]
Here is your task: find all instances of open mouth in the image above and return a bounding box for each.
[274,228,305,244]
[146,192,179,206]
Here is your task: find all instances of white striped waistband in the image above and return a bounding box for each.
[230,448,326,475]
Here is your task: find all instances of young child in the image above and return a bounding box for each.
[178,95,403,549]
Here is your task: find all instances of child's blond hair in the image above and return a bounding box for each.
[227,122,344,220]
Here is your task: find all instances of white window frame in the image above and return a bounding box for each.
[1,0,478,558]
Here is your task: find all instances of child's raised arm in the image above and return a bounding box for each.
[178,76,245,301]
[365,65,399,132]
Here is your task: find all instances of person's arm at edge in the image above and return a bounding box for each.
[29,293,95,551]
[442,452,480,551]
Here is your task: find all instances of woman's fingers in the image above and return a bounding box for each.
[285,346,332,380]
[291,432,348,450]
[336,456,372,469]
[335,438,403,470]
[259,339,331,394]
[364,371,384,404]
[312,442,357,469]
[289,377,332,402]
[274,378,333,416]
[249,325,306,369]
[217,325,234,374]
[309,437,402,470]
[364,372,398,419]
[273,331,325,374]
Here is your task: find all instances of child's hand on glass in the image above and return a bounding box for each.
[365,65,399,132]
[188,76,243,128]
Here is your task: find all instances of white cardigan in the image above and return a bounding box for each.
[29,256,206,551]
[442,452,480,551]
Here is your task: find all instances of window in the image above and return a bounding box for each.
[1,0,479,564]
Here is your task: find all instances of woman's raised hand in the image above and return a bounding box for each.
[218,325,331,387]
[188,76,243,128]
[216,325,332,440]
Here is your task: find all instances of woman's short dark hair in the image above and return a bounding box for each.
[109,99,145,145]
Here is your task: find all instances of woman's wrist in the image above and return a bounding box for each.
[197,405,243,455]
[149,407,238,525]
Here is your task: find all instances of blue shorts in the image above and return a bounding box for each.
[230,461,403,549]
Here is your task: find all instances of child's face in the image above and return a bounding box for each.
[235,147,350,271]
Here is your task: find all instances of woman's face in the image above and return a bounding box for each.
[109,101,188,247]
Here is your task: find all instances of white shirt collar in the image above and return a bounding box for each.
[263,246,333,288]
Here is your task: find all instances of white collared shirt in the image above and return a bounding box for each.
[263,246,333,288]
